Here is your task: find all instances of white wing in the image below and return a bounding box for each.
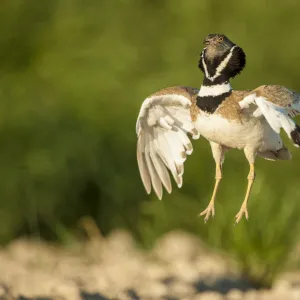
[239,94,299,137]
[136,93,200,199]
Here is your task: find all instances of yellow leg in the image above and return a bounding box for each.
[235,163,255,224]
[199,163,222,223]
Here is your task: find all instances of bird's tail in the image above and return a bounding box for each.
[291,124,300,147]
[258,146,292,161]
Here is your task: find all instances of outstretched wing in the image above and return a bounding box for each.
[239,85,300,140]
[136,91,200,199]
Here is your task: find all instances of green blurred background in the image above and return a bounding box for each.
[1,0,300,286]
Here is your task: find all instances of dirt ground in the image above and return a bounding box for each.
[0,228,299,300]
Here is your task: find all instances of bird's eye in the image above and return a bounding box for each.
[218,37,224,42]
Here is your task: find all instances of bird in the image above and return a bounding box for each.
[135,33,300,224]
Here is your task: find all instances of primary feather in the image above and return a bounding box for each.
[136,91,200,198]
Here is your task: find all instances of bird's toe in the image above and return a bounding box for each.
[199,205,215,223]
[234,208,249,224]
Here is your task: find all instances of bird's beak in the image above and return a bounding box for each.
[203,38,211,45]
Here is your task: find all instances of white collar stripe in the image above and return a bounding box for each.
[201,48,210,79]
[198,83,232,97]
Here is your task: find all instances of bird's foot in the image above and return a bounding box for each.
[235,205,249,224]
[199,203,215,223]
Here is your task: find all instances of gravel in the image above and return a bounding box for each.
[0,229,299,300]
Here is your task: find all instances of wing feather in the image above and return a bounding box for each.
[137,132,151,194]
[155,127,181,187]
[144,132,163,199]
[239,94,297,138]
[149,137,172,194]
[163,130,185,177]
[136,92,199,198]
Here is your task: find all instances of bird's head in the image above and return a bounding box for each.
[203,34,235,56]
[199,34,246,83]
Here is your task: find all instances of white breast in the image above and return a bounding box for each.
[194,112,282,151]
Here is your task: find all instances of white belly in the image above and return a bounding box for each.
[194,112,282,151]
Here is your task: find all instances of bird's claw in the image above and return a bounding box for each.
[235,206,249,224]
[199,205,215,223]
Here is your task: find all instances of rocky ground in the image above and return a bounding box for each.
[0,226,299,300]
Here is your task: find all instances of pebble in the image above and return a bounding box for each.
[226,289,244,299]
[153,230,202,262]
[0,231,298,300]
[243,290,259,300]
[136,281,168,298]
[168,280,197,297]
[193,291,224,300]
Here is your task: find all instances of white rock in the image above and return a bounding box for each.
[226,289,243,299]
[170,259,200,282]
[153,230,202,262]
[136,281,168,298]
[144,261,168,280]
[290,288,300,300]
[168,280,196,297]
[258,289,273,300]
[193,291,224,300]
[105,230,137,256]
[243,290,259,300]
[273,279,291,291]
[51,284,81,300]
[194,255,230,277]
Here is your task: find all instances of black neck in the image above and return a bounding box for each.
[202,76,229,86]
[197,64,233,114]
[202,77,230,86]
[196,85,232,114]
[196,45,246,113]
[198,46,246,83]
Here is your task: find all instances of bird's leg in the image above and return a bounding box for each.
[199,142,225,223]
[235,149,256,224]
[199,164,222,222]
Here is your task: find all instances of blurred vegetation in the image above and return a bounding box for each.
[1,0,300,287]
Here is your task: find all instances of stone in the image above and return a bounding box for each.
[136,281,168,298]
[193,291,224,300]
[168,280,196,297]
[226,289,243,300]
[153,230,202,262]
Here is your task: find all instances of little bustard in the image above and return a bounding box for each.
[136,34,300,223]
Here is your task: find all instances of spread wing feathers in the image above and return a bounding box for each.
[239,94,298,137]
[136,94,200,199]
